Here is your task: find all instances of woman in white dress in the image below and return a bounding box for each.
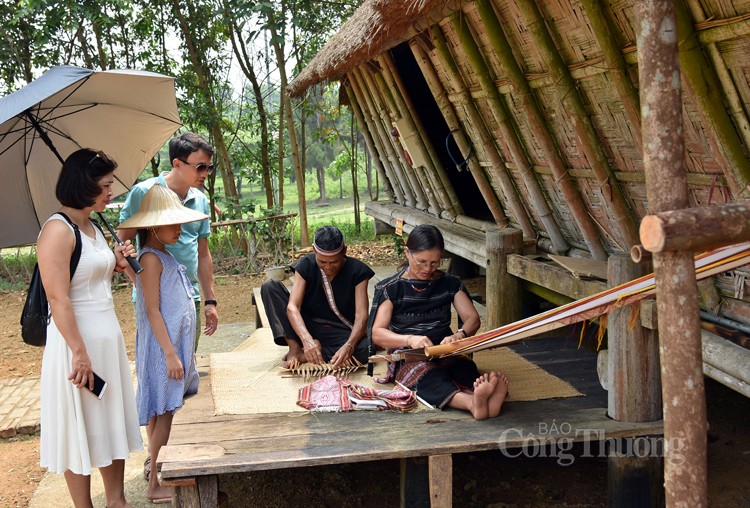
[37,149,142,508]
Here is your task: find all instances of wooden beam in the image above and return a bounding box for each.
[636,2,708,505]
[474,0,607,260]
[454,10,568,253]
[639,202,750,253]
[518,0,640,250]
[506,254,607,301]
[686,0,750,175]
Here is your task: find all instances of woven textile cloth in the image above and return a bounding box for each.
[297,375,417,412]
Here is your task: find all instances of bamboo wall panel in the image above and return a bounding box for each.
[490,0,547,75]
[700,0,750,18]
[536,0,601,64]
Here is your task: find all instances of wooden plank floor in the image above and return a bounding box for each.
[160,335,660,481]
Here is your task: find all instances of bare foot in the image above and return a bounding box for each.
[146,483,173,503]
[284,351,308,369]
[487,371,509,418]
[471,374,493,420]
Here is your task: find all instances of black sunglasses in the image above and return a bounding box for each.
[178,158,215,175]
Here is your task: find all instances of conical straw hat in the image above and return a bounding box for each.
[118,184,209,229]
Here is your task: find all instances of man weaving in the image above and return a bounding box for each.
[260,226,375,369]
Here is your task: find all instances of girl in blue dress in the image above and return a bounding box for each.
[118,183,207,503]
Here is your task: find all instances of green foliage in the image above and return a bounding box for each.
[303,217,375,245]
[0,249,36,291]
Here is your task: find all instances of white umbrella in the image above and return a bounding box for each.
[0,65,181,248]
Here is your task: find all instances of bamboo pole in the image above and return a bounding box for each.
[371,69,436,214]
[686,0,750,180]
[351,67,414,207]
[579,0,642,149]
[474,0,606,260]
[348,72,406,204]
[378,53,462,219]
[408,39,498,199]
[518,0,640,250]
[636,1,707,505]
[640,202,750,253]
[697,14,750,45]
[429,25,518,230]
[454,11,568,253]
[357,66,427,210]
[675,0,750,196]
[343,80,394,201]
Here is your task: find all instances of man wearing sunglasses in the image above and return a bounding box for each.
[118,132,219,346]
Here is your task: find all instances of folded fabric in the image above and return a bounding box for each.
[297,375,417,412]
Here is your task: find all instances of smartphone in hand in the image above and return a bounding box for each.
[86,372,108,399]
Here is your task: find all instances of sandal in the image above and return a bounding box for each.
[143,456,151,481]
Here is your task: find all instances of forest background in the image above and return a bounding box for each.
[0,0,380,249]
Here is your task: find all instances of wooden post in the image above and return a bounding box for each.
[607,255,663,506]
[428,455,452,508]
[473,0,607,260]
[400,457,430,508]
[486,228,523,330]
[607,255,662,422]
[636,2,708,506]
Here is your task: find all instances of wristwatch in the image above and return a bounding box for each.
[456,328,466,338]
[204,299,218,307]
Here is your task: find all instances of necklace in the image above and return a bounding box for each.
[405,270,432,293]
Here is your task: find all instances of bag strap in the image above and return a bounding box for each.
[54,212,82,280]
[319,268,353,330]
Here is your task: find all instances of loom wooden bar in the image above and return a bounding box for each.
[473,0,606,260]
[719,298,750,327]
[486,228,523,329]
[639,202,750,253]
[636,1,708,505]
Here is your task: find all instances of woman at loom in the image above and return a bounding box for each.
[370,225,509,420]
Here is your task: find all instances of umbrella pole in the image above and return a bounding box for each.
[25,111,65,163]
[96,212,143,274]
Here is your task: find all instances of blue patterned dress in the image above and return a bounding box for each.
[135,247,199,425]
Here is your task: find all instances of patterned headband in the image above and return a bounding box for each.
[313,241,345,256]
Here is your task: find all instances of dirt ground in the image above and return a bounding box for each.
[0,243,748,507]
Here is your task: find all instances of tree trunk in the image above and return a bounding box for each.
[351,110,361,232]
[172,0,238,202]
[224,10,274,208]
[269,14,308,246]
[317,167,327,202]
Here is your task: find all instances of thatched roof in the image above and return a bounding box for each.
[288,0,460,97]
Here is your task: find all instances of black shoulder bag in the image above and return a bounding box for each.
[20,212,83,347]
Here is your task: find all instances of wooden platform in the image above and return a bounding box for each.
[157,337,662,507]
